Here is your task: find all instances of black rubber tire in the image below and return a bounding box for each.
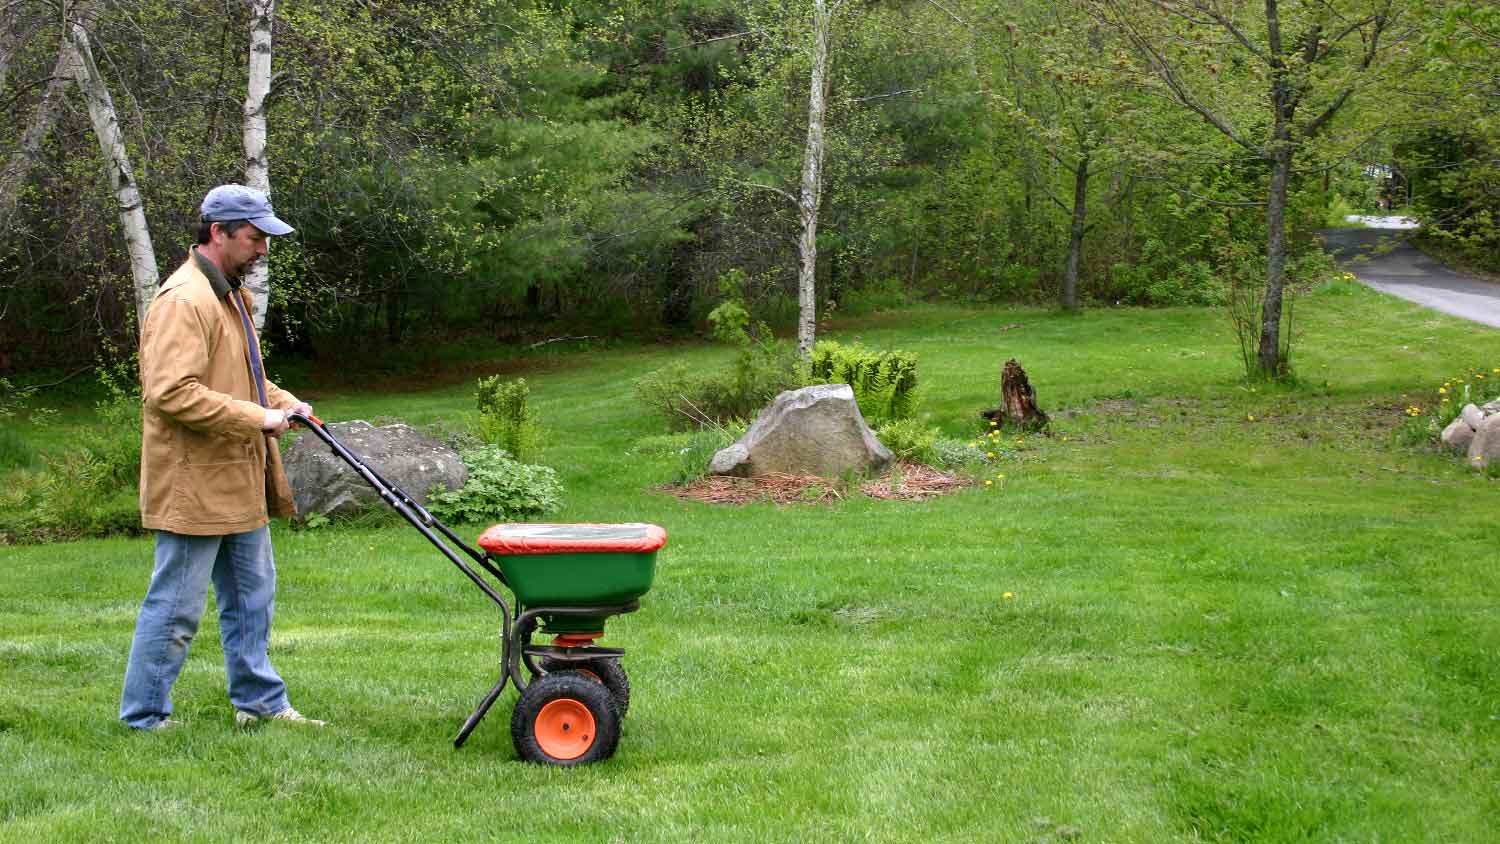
[511,671,621,766]
[540,656,631,718]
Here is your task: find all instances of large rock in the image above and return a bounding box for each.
[1466,414,1500,471]
[708,384,893,478]
[282,420,467,518]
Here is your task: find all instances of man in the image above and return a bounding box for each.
[120,184,323,731]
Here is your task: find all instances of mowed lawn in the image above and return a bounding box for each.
[3,283,1498,843]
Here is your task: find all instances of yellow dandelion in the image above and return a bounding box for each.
[1247,414,1255,421]
[986,452,995,458]
[985,480,993,486]
[1003,592,1015,600]
[996,473,1005,479]
[1439,387,1448,395]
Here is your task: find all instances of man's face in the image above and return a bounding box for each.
[217,223,269,277]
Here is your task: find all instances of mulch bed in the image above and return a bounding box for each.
[663,460,973,505]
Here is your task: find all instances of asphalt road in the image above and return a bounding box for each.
[1318,220,1500,328]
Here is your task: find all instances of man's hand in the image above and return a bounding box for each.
[262,408,290,436]
[286,401,314,427]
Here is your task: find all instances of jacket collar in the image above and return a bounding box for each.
[190,246,241,299]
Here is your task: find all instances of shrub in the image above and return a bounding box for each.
[808,340,919,424]
[473,375,545,460]
[875,418,938,463]
[427,445,563,524]
[634,337,802,430]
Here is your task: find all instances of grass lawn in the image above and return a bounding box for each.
[3,283,1499,843]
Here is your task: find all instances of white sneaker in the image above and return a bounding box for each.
[235,706,326,728]
[147,718,183,732]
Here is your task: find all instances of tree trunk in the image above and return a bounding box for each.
[1063,153,1090,311]
[1258,137,1293,377]
[64,18,157,332]
[796,0,831,358]
[981,358,1049,431]
[241,0,276,333]
[0,38,74,236]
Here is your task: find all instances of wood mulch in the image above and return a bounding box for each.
[663,460,973,505]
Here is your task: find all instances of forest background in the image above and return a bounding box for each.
[0,0,1496,377]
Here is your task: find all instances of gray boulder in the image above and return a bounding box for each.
[1467,414,1500,471]
[1461,403,1485,431]
[1442,417,1476,453]
[708,384,893,478]
[282,420,467,517]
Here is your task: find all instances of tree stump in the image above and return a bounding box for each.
[980,359,1049,431]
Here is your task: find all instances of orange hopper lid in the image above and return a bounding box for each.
[477,523,667,556]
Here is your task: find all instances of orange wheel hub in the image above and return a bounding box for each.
[533,698,596,760]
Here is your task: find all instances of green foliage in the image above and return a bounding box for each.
[837,278,910,316]
[636,419,746,485]
[636,278,804,430]
[929,436,980,469]
[634,339,803,431]
[808,340,918,423]
[874,418,938,463]
[426,445,563,524]
[473,375,544,460]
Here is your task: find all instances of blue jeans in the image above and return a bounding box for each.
[120,527,289,729]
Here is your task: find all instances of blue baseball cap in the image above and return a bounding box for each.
[200,184,294,236]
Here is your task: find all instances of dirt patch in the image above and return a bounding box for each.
[663,461,973,506]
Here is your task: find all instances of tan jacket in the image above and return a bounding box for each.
[138,251,298,534]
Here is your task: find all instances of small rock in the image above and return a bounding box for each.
[1466,414,1500,470]
[1442,418,1476,453]
[1461,403,1484,430]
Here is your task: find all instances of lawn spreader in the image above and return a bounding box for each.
[288,412,664,766]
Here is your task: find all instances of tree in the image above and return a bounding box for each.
[794,0,833,356]
[241,0,276,333]
[1093,0,1407,377]
[63,7,157,330]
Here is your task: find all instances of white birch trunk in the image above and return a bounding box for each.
[0,39,74,235]
[241,0,275,333]
[64,19,157,332]
[796,0,832,358]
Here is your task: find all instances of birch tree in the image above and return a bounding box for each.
[241,0,275,333]
[0,37,73,236]
[63,11,157,329]
[795,0,833,356]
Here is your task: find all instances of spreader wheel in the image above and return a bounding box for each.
[540,656,631,718]
[511,671,621,766]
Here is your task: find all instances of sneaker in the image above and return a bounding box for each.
[235,706,326,728]
[147,718,183,732]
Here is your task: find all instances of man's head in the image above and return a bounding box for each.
[196,185,294,278]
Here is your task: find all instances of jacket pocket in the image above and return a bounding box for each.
[171,459,261,523]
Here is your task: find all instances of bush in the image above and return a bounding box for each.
[634,340,802,430]
[473,375,545,460]
[427,445,563,524]
[875,418,938,463]
[808,340,919,424]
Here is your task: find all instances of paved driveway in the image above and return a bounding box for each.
[1319,220,1500,328]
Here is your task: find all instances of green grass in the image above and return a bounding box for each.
[4,285,1500,842]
